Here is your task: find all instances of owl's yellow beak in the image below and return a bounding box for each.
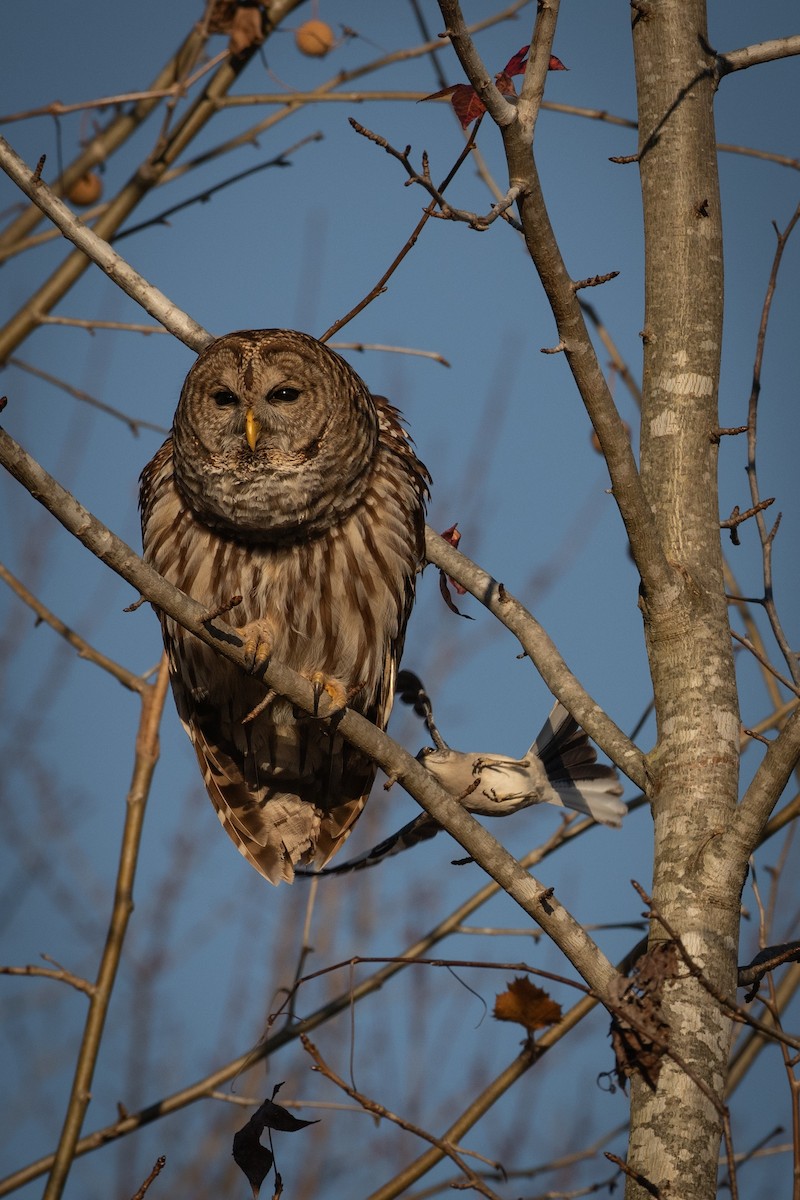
[245,408,261,452]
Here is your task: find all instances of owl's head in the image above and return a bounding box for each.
[172,329,379,541]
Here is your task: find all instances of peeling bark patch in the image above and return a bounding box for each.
[657,372,714,396]
[650,410,680,437]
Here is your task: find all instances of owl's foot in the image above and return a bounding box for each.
[237,618,275,674]
[308,671,350,718]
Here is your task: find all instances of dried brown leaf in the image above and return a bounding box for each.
[493,977,562,1031]
[228,5,265,56]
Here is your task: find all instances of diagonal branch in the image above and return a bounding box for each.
[733,705,800,849]
[0,420,622,1005]
[424,532,646,790]
[0,135,210,356]
[0,561,146,693]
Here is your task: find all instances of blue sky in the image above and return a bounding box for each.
[1,3,799,1197]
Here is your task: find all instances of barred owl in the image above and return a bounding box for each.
[140,329,429,885]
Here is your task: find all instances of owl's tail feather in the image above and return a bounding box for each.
[528,702,626,827]
[189,716,375,885]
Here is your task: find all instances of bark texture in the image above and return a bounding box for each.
[627,3,744,1197]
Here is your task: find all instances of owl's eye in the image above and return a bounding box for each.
[212,389,238,407]
[269,386,300,403]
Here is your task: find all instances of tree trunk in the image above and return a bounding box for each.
[626,3,744,1197]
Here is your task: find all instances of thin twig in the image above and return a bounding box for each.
[114,132,323,241]
[35,315,168,335]
[0,561,146,691]
[9,356,169,436]
[303,1035,507,1200]
[744,201,800,685]
[731,632,800,699]
[0,962,94,997]
[320,120,483,342]
[129,1156,166,1200]
[330,341,450,366]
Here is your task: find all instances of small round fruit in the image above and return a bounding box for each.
[295,19,335,57]
[67,172,103,206]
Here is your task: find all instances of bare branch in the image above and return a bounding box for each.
[0,136,211,358]
[424,528,646,789]
[734,705,800,869]
[9,356,169,435]
[730,632,800,700]
[572,270,620,292]
[721,498,775,544]
[0,961,94,998]
[0,421,623,1005]
[330,342,450,366]
[745,200,800,685]
[435,1,674,608]
[321,120,482,341]
[716,35,800,79]
[114,132,323,242]
[33,315,167,335]
[302,1035,506,1200]
[0,561,146,692]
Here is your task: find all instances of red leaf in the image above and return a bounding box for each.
[502,45,530,77]
[422,45,566,128]
[438,524,473,618]
[449,84,488,129]
[439,570,473,618]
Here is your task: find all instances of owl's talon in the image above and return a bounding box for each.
[309,671,349,717]
[238,619,275,674]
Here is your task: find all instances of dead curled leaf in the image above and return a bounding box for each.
[232,1086,319,1199]
[208,1,265,56]
[437,523,474,618]
[607,941,677,1091]
[493,977,562,1032]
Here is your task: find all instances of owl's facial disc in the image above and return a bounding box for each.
[172,331,380,541]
